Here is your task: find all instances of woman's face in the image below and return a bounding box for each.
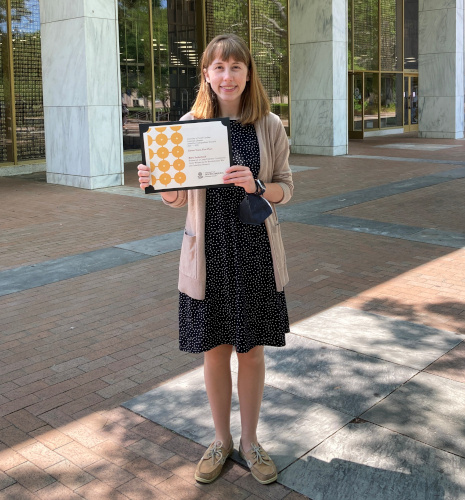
[204,55,249,115]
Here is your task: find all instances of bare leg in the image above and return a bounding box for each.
[237,345,265,451]
[204,344,234,445]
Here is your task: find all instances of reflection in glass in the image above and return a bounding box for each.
[348,0,352,70]
[0,0,13,162]
[12,0,44,161]
[411,76,418,124]
[354,0,378,71]
[353,73,363,131]
[119,0,151,150]
[364,73,379,129]
[404,75,418,126]
[381,0,402,71]
[205,0,289,134]
[251,0,289,133]
[205,0,248,42]
[153,0,170,122]
[168,0,198,122]
[381,73,402,127]
[404,0,418,70]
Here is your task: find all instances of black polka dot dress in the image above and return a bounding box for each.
[179,120,289,353]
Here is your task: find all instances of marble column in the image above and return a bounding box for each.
[419,0,464,139]
[289,0,348,156]
[40,0,124,189]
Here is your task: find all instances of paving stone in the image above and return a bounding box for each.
[0,248,151,297]
[279,422,465,500]
[156,474,208,499]
[54,442,101,468]
[425,341,465,383]
[127,438,175,465]
[196,476,251,500]
[362,371,465,458]
[123,456,172,486]
[0,483,41,499]
[234,472,291,500]
[7,461,56,492]
[84,458,134,489]
[115,231,183,256]
[291,306,464,369]
[3,139,465,500]
[124,364,351,472]
[117,477,172,499]
[45,459,95,490]
[0,447,27,471]
[76,478,129,500]
[29,426,73,450]
[245,334,416,416]
[0,425,36,450]
[0,469,15,490]
[90,441,140,467]
[17,442,63,469]
[36,481,84,500]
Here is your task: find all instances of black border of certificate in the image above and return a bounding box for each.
[139,118,233,194]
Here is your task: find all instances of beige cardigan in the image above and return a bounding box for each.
[163,111,293,300]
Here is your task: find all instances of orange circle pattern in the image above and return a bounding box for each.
[147,127,186,187]
[172,146,184,158]
[173,159,185,171]
[174,172,186,184]
[156,133,168,146]
[156,147,169,159]
[171,132,182,145]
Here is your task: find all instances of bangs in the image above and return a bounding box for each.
[202,35,250,68]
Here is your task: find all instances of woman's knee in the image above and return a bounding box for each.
[237,345,264,368]
[204,344,233,367]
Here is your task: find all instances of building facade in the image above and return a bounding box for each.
[0,0,464,186]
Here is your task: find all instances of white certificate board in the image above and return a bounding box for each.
[139,118,232,193]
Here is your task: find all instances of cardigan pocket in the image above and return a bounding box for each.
[269,221,286,272]
[179,230,197,279]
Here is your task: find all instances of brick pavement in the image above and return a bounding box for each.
[1,133,465,499]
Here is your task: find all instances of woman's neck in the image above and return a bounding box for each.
[218,103,241,120]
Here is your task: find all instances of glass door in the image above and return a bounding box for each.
[404,75,419,131]
[349,72,364,139]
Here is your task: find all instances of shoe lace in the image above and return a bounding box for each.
[250,442,271,466]
[206,441,224,465]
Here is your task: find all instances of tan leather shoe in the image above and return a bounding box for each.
[239,441,278,484]
[194,438,234,483]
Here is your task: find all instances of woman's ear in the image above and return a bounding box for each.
[203,69,210,83]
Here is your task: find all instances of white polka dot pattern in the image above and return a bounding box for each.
[179,121,289,353]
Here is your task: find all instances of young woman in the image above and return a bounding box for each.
[138,33,293,485]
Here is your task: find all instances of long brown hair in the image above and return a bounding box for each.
[191,34,270,125]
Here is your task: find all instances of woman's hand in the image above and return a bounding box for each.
[223,165,256,193]
[137,163,150,190]
[138,163,178,202]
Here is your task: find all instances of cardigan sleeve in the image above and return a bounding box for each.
[270,117,293,205]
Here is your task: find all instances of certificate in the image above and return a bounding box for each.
[139,118,233,193]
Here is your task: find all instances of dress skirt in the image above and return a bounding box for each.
[178,120,289,353]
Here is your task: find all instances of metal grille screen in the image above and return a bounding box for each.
[0,1,10,163]
[251,0,288,126]
[204,0,289,133]
[205,0,248,42]
[12,0,44,161]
